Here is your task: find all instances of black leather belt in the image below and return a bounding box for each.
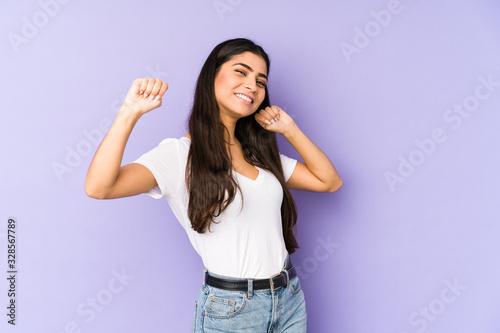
[204,259,296,291]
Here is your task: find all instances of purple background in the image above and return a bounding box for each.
[2,0,500,332]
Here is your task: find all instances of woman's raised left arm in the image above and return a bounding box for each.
[254,106,342,193]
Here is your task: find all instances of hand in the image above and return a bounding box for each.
[121,78,169,115]
[254,105,296,135]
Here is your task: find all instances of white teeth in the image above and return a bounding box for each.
[235,93,253,103]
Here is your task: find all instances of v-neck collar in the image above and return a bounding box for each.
[183,136,264,185]
[232,166,263,185]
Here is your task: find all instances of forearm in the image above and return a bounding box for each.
[85,107,141,196]
[283,123,342,189]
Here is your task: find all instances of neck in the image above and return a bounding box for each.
[220,113,239,147]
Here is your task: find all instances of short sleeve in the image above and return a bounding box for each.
[133,138,184,199]
[279,153,298,182]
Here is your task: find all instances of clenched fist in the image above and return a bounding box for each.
[254,105,296,136]
[121,78,169,115]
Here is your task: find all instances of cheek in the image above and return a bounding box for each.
[214,76,226,102]
[256,91,266,105]
[214,71,232,91]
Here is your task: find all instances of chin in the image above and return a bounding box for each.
[233,106,257,118]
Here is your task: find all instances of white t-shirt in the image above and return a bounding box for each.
[133,136,298,279]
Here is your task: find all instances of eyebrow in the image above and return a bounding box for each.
[232,63,268,80]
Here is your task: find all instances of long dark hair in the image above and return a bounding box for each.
[185,38,299,254]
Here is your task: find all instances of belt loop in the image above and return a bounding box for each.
[202,268,208,287]
[283,268,290,287]
[247,279,253,299]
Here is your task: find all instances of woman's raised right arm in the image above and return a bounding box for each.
[85,78,168,199]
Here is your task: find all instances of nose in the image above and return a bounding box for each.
[245,79,257,92]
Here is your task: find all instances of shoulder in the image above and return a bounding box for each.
[159,135,190,143]
[137,136,190,162]
[156,136,191,149]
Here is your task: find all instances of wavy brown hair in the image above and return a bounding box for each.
[185,38,299,254]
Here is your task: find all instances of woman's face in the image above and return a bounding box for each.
[214,51,268,121]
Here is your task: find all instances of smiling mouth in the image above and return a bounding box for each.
[235,93,253,103]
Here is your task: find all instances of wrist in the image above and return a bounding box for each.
[116,105,142,125]
[283,122,300,139]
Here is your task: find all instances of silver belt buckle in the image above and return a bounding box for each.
[268,271,282,292]
[269,270,288,292]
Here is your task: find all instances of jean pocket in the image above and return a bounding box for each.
[204,288,247,319]
[288,276,302,295]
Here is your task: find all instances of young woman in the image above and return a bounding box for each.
[85,38,342,332]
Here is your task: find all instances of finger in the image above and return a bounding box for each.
[271,106,281,119]
[158,81,168,97]
[143,78,156,98]
[151,79,163,95]
[269,106,282,122]
[148,79,163,101]
[152,81,168,102]
[254,114,266,127]
[261,107,279,124]
[267,106,281,118]
[255,112,273,126]
[137,78,148,95]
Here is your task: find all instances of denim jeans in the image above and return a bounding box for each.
[192,256,307,332]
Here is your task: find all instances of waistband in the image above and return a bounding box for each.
[204,257,296,292]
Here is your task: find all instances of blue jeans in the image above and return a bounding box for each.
[192,257,307,332]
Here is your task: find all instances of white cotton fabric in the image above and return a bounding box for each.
[133,136,298,279]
